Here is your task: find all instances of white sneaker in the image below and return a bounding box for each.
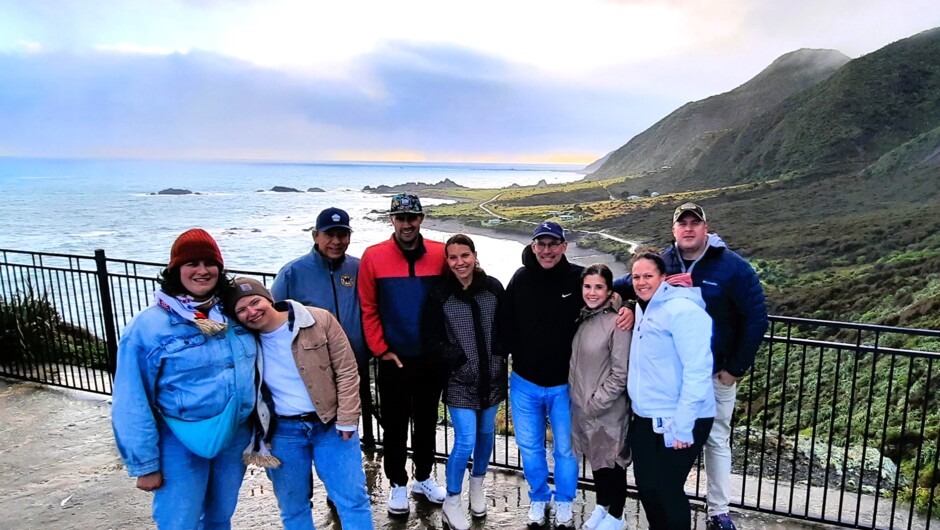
[583,505,608,530]
[553,500,574,528]
[387,484,410,515]
[595,512,626,530]
[442,494,470,530]
[528,500,548,526]
[411,476,446,504]
[469,475,486,517]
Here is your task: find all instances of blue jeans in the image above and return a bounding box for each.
[509,372,578,503]
[446,405,499,495]
[266,418,374,530]
[153,422,250,530]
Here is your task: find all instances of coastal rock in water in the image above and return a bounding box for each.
[271,186,302,193]
[154,188,193,195]
[307,187,325,193]
[535,179,549,188]
[362,178,466,193]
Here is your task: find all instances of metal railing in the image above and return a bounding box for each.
[1,248,938,529]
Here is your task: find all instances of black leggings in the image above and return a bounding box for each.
[629,416,714,530]
[593,464,627,518]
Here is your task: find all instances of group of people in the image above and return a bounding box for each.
[111,193,767,530]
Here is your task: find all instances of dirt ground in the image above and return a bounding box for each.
[0,378,842,529]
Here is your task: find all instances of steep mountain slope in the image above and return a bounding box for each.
[689,27,940,185]
[586,48,850,181]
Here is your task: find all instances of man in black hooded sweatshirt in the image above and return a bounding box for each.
[502,221,584,528]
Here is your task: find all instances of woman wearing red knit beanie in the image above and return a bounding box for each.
[111,228,258,528]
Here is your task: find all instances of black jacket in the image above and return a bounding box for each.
[423,272,508,409]
[503,246,585,387]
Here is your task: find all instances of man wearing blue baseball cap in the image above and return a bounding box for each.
[271,207,375,446]
[502,221,584,528]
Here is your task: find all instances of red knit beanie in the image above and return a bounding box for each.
[168,228,224,270]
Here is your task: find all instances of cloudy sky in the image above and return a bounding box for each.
[1,0,938,164]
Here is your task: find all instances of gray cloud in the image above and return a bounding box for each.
[0,43,677,160]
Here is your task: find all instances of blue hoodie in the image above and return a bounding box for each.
[628,281,716,443]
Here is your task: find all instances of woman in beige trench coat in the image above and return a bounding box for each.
[569,263,632,530]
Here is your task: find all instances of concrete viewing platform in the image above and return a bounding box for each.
[0,378,846,529]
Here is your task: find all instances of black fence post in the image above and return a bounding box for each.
[94,249,119,374]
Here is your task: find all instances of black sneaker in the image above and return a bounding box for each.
[706,514,737,530]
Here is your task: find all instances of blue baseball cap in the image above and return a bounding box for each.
[532,221,564,241]
[315,207,351,231]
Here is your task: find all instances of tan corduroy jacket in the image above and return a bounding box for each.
[277,299,361,427]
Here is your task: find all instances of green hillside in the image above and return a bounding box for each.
[587,48,849,181]
[423,27,940,511]
[697,27,940,184]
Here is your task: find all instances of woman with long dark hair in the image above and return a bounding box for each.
[423,234,507,530]
[111,228,257,529]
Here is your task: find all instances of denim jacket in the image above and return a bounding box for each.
[111,305,258,476]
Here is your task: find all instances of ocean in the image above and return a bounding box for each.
[0,157,602,285]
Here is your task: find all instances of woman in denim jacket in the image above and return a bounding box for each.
[111,229,257,529]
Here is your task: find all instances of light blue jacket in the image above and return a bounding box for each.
[628,281,716,443]
[111,305,258,476]
[271,246,366,363]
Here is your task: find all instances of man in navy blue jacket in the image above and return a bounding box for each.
[615,203,767,530]
[271,207,375,445]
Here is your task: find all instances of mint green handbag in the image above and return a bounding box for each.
[161,394,240,459]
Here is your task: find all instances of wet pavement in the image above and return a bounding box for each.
[0,378,843,529]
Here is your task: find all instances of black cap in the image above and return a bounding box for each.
[316,207,352,231]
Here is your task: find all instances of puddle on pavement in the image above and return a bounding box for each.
[285,447,811,529]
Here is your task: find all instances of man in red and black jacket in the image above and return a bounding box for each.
[358,193,447,516]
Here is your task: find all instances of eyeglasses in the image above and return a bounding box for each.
[533,240,563,250]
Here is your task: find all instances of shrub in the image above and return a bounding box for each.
[0,285,107,370]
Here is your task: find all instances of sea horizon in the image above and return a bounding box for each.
[0,157,622,286]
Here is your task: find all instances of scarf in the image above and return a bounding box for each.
[154,289,227,335]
